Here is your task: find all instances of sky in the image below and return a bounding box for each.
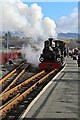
[25,2,78,21]
[0,0,78,34]
[25,2,78,33]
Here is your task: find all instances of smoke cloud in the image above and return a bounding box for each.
[0,0,56,66]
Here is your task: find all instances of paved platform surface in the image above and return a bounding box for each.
[21,58,80,119]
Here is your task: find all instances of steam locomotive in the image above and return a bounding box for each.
[39,38,67,70]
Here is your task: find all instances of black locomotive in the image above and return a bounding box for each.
[39,38,67,70]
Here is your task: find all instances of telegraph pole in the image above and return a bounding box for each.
[7,33,8,53]
[6,31,11,53]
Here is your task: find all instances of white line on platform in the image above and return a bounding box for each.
[20,64,67,119]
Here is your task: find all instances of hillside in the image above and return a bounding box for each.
[57,33,80,49]
[58,33,80,40]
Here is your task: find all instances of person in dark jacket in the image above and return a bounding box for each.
[77,54,80,67]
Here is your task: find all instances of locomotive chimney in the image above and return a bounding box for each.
[49,38,53,47]
[44,40,50,48]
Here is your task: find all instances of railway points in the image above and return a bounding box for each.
[0,69,57,119]
[20,57,79,119]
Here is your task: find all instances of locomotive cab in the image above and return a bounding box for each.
[54,40,66,64]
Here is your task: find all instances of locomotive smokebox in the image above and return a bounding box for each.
[49,38,53,47]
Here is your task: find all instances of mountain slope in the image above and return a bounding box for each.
[58,33,80,40]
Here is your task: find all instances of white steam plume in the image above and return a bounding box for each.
[0,0,56,66]
[22,42,44,67]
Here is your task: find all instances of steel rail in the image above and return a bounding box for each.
[0,70,45,101]
[2,64,30,94]
[0,70,55,117]
[0,93,20,110]
[0,61,26,85]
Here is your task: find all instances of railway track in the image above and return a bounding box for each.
[0,61,31,94]
[0,70,45,103]
[0,69,57,120]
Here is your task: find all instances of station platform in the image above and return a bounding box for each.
[21,57,79,119]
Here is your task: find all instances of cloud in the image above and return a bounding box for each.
[0,0,56,40]
[56,7,78,33]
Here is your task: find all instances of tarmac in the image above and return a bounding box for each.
[21,57,80,119]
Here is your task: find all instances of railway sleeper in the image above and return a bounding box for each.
[9,98,32,115]
[19,85,33,94]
